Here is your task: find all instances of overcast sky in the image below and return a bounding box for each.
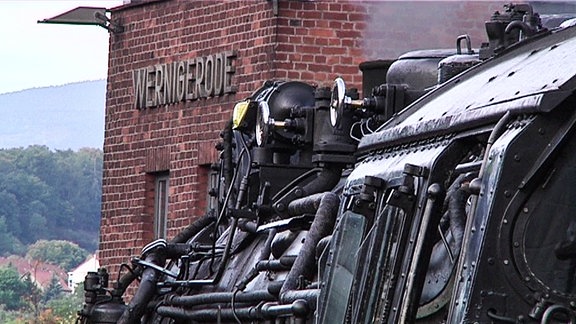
[0,0,124,94]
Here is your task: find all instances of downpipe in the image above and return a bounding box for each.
[280,192,339,305]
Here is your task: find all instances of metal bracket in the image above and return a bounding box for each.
[131,257,178,278]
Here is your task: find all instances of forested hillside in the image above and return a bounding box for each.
[0,146,102,254]
[0,80,105,150]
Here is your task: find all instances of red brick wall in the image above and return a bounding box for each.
[100,0,370,272]
[99,0,504,272]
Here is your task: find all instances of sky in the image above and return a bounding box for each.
[0,0,125,95]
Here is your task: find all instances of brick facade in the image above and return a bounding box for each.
[100,0,502,273]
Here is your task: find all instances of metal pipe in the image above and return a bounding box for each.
[117,253,165,324]
[479,111,512,179]
[280,192,339,301]
[114,212,215,301]
[179,132,253,287]
[256,259,292,272]
[271,230,299,259]
[399,183,442,322]
[235,228,278,290]
[156,299,310,321]
[170,213,216,244]
[287,192,326,216]
[300,167,342,197]
[165,290,276,307]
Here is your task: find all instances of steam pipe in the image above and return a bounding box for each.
[287,192,326,216]
[255,258,294,272]
[280,289,318,309]
[479,111,512,179]
[300,167,342,196]
[271,230,299,258]
[222,119,234,195]
[280,192,339,302]
[273,166,341,210]
[447,186,469,249]
[170,213,216,244]
[117,132,252,321]
[117,253,166,324]
[172,133,253,287]
[235,228,277,290]
[114,212,215,296]
[165,290,276,307]
[156,299,311,321]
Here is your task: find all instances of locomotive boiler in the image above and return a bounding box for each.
[78,3,576,323]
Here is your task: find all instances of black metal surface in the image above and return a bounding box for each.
[79,4,576,323]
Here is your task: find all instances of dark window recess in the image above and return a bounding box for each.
[154,173,169,239]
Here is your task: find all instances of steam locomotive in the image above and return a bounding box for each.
[78,3,576,323]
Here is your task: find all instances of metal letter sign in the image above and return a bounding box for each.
[133,51,237,109]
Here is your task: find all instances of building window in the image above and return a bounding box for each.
[199,164,220,214]
[154,173,169,239]
[207,165,219,212]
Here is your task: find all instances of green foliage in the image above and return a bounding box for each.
[42,275,63,304]
[0,272,83,324]
[0,146,103,254]
[26,240,89,272]
[43,285,84,323]
[0,266,36,311]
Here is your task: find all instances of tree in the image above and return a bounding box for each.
[0,146,103,254]
[42,284,84,324]
[43,275,63,304]
[0,266,33,311]
[26,240,88,272]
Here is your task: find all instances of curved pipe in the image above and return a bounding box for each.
[170,213,216,244]
[273,167,342,212]
[287,192,326,216]
[114,212,215,296]
[271,230,299,259]
[117,253,166,324]
[505,20,535,37]
[541,304,576,324]
[447,186,469,249]
[280,192,339,302]
[300,167,342,197]
[479,111,512,180]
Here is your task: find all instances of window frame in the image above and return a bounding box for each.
[153,173,169,239]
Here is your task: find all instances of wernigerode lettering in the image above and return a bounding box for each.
[133,51,237,109]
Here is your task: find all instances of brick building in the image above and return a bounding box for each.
[99,0,504,273]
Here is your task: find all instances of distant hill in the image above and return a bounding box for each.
[0,81,105,150]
